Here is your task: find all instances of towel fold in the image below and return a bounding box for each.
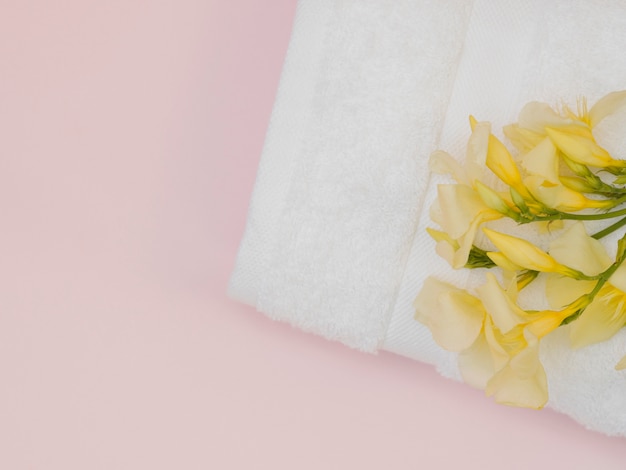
[230,0,473,350]
[230,0,626,437]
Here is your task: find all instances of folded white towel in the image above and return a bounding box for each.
[230,0,473,350]
[230,0,626,437]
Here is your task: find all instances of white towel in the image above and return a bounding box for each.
[230,0,626,437]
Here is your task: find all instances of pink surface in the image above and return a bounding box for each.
[2,1,626,468]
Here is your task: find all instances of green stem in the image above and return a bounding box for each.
[592,216,626,240]
[561,238,626,325]
[537,206,626,222]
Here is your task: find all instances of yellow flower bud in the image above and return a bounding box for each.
[486,133,524,187]
[486,252,524,272]
[483,228,578,276]
[526,295,589,339]
[545,127,625,168]
[474,181,516,217]
[524,175,613,212]
[559,176,595,193]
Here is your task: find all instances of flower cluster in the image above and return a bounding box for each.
[416,91,626,408]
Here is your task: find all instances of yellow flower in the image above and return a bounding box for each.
[568,280,626,348]
[482,228,581,276]
[505,92,626,170]
[504,98,624,210]
[512,131,612,211]
[469,116,533,201]
[428,119,504,268]
[525,297,589,339]
[545,127,623,168]
[543,222,626,349]
[523,175,613,212]
[415,274,551,409]
[459,309,548,409]
[474,181,519,217]
[430,185,502,269]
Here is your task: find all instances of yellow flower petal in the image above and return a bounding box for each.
[589,90,626,128]
[414,277,485,352]
[520,137,559,184]
[429,150,466,183]
[486,335,548,409]
[545,275,595,309]
[465,120,491,182]
[459,316,510,389]
[458,333,495,389]
[524,175,611,211]
[486,133,525,190]
[549,222,612,276]
[483,228,561,273]
[518,101,577,133]
[526,312,567,338]
[476,273,526,333]
[526,298,587,338]
[545,127,618,168]
[503,123,544,154]
[569,284,626,348]
[487,252,525,272]
[437,184,487,239]
[474,181,514,216]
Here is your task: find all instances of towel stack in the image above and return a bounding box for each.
[230,0,626,437]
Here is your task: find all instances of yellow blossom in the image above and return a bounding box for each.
[418,91,626,411]
[545,127,624,168]
[523,175,613,212]
[459,312,548,409]
[568,280,626,348]
[506,92,626,171]
[525,297,589,339]
[542,222,626,348]
[483,228,580,276]
[415,274,552,408]
[474,120,531,199]
[474,181,517,217]
[430,185,502,268]
[428,119,505,268]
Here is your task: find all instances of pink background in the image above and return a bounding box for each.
[2,1,626,468]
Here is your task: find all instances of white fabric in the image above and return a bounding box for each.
[230,0,626,437]
[230,0,473,350]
